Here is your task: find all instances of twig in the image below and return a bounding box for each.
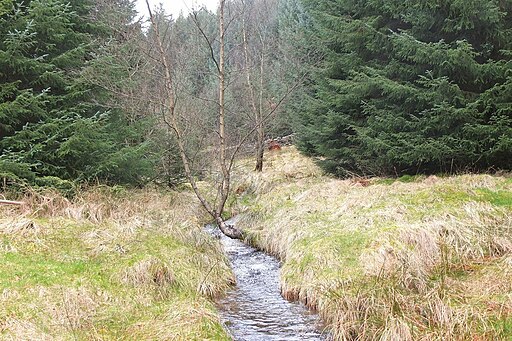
[0,200,24,206]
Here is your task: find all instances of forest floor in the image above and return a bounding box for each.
[230,146,512,340]
[0,187,233,340]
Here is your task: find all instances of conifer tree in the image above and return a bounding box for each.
[0,0,157,185]
[297,0,512,176]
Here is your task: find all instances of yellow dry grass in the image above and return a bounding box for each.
[230,146,512,340]
[0,187,233,340]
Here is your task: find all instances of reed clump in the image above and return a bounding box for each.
[232,146,512,340]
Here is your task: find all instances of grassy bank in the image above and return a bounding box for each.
[0,187,233,340]
[231,147,512,340]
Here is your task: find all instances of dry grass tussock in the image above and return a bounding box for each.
[0,186,233,340]
[127,298,227,340]
[0,318,54,341]
[9,185,203,225]
[121,257,175,288]
[0,218,43,236]
[231,146,512,340]
[44,286,103,331]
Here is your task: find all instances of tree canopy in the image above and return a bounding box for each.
[295,0,512,176]
[0,0,157,186]
[1,0,511,190]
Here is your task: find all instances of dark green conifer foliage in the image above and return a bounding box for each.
[297,0,512,176]
[0,0,157,185]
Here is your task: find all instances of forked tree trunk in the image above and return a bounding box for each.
[216,216,243,239]
[144,0,301,238]
[215,0,241,239]
[145,0,242,239]
[216,0,230,219]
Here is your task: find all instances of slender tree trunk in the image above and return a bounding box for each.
[215,0,233,234]
[255,131,264,171]
[255,51,265,172]
[145,0,241,239]
[242,16,265,172]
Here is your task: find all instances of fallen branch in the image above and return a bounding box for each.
[0,200,24,206]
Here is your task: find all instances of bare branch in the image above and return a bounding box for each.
[191,11,221,74]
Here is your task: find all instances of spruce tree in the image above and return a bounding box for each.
[0,0,157,186]
[297,0,512,176]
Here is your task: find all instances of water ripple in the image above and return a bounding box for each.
[209,224,327,341]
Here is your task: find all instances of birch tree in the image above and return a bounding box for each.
[144,0,243,238]
[236,0,304,172]
[87,0,302,237]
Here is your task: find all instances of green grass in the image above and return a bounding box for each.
[493,317,512,339]
[397,174,423,183]
[232,147,512,340]
[0,252,96,288]
[477,188,512,207]
[375,178,396,185]
[403,186,473,207]
[0,188,233,340]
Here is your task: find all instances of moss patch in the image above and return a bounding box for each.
[476,188,512,207]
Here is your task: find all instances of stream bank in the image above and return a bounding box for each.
[228,147,512,340]
[208,221,326,340]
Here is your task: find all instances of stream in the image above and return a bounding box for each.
[207,222,327,341]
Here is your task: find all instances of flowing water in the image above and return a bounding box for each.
[207,223,327,341]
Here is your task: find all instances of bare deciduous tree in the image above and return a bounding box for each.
[88,0,305,238]
[145,0,243,238]
[237,0,300,172]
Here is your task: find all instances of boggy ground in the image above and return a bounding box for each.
[230,146,512,340]
[0,187,233,340]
